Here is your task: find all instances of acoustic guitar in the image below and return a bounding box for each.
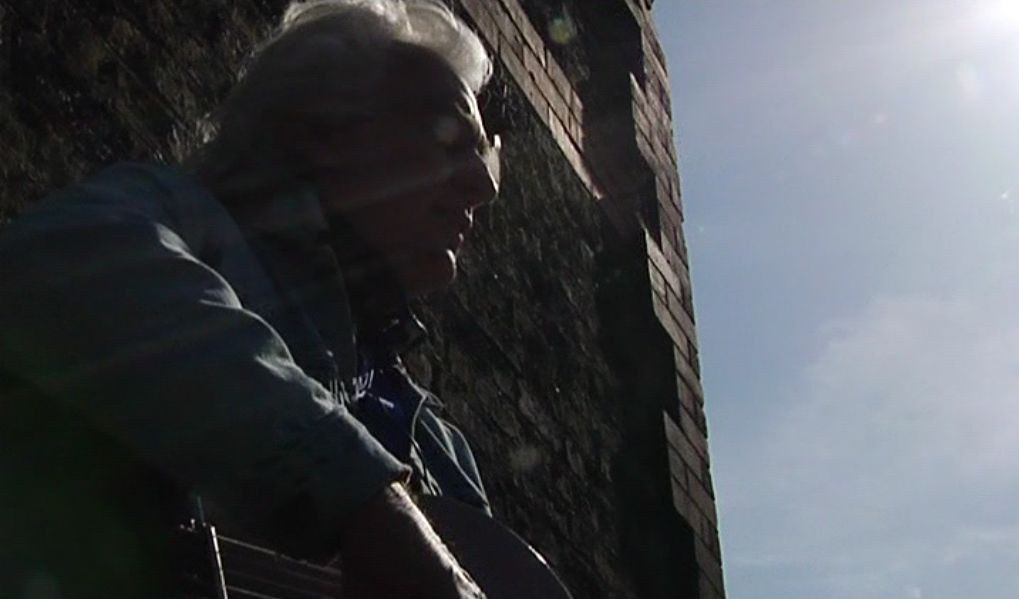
[1,375,571,599]
[177,495,573,599]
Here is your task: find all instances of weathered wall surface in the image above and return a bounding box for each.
[0,0,724,597]
[451,1,725,597]
[0,0,264,221]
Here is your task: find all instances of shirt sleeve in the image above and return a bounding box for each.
[0,192,409,549]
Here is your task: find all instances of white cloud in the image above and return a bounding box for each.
[956,62,985,102]
[725,278,1019,598]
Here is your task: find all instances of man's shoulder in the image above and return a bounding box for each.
[50,161,224,226]
[20,161,194,214]
[1,161,240,253]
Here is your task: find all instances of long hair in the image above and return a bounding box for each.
[187,0,491,207]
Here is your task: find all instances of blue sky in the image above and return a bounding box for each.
[653,2,1019,598]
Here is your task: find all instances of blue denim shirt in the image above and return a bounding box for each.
[0,162,488,547]
[353,342,489,513]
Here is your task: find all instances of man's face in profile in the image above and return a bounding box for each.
[314,48,500,297]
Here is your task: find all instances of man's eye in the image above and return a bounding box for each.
[432,116,463,148]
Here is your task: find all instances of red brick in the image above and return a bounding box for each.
[680,404,710,453]
[666,286,698,346]
[566,113,583,148]
[677,403,709,451]
[524,83,550,126]
[660,233,676,265]
[667,446,688,491]
[634,125,659,173]
[567,149,597,193]
[521,44,541,78]
[637,69,659,111]
[658,201,681,243]
[647,260,667,301]
[672,213,689,261]
[663,285,698,347]
[671,247,691,282]
[629,72,646,102]
[704,526,723,563]
[569,89,583,114]
[670,475,692,518]
[498,33,527,82]
[677,376,703,417]
[644,43,669,87]
[700,576,724,599]
[457,0,498,43]
[663,411,681,443]
[644,33,669,77]
[652,293,693,357]
[631,99,652,146]
[543,85,570,125]
[664,412,703,471]
[546,55,573,104]
[544,116,597,196]
[498,0,545,61]
[661,224,681,266]
[675,352,704,401]
[656,174,681,215]
[665,285,684,328]
[694,482,721,551]
[655,134,677,171]
[689,475,718,525]
[490,2,524,59]
[671,484,704,537]
[695,540,725,596]
[697,521,723,562]
[645,230,682,292]
[547,110,570,154]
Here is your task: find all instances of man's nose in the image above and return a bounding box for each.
[447,137,500,210]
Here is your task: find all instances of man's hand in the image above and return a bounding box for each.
[337,482,485,599]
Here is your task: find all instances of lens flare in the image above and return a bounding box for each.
[955,62,984,101]
[973,0,1019,35]
[548,15,578,45]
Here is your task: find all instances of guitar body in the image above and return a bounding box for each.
[0,375,571,598]
[420,496,573,599]
[0,375,192,598]
[184,498,573,599]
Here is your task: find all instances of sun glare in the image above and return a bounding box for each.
[973,0,1019,35]
[964,0,1019,102]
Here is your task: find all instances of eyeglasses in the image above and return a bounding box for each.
[431,114,502,195]
[480,133,501,194]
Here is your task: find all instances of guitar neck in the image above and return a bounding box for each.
[179,496,573,599]
[181,521,343,599]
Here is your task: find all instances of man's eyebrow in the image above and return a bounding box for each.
[462,115,487,148]
[429,110,488,151]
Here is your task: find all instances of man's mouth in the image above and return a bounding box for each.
[445,232,466,252]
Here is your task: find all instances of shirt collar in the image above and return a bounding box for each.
[241,185,330,245]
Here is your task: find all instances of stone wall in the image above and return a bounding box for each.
[450,0,725,596]
[0,0,724,597]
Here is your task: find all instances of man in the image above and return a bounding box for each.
[0,1,499,597]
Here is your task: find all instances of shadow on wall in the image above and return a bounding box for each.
[596,236,700,599]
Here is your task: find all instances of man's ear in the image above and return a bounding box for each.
[289,118,370,173]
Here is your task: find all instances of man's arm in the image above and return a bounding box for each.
[340,482,484,599]
[0,181,487,597]
[0,193,408,549]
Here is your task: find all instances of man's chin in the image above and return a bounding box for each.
[398,251,457,297]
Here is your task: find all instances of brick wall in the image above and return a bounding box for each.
[452,0,725,597]
[0,0,724,596]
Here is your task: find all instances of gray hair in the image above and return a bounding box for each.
[188,0,492,205]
